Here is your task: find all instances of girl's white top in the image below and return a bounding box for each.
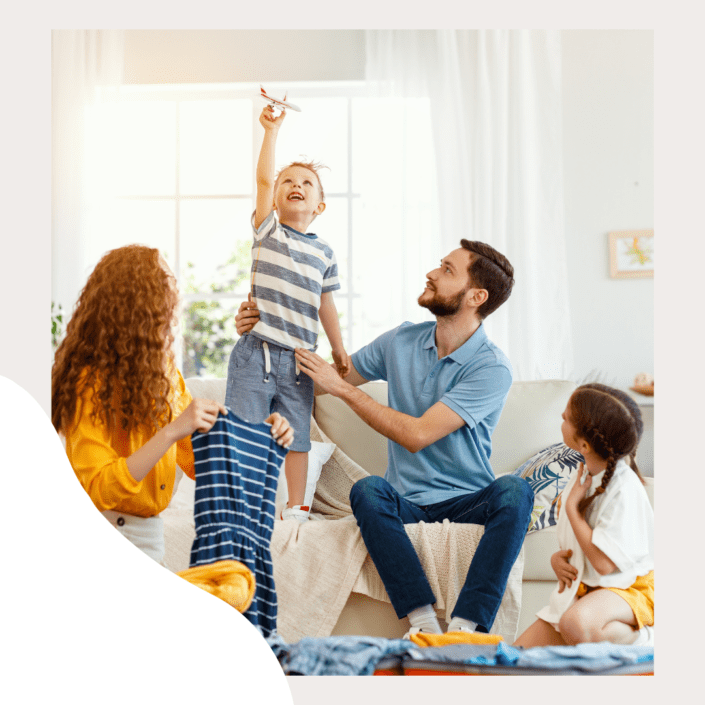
[536,458,654,627]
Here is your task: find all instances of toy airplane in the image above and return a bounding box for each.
[259,85,302,113]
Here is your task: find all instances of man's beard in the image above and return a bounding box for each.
[417,286,467,317]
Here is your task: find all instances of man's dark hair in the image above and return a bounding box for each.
[460,240,514,319]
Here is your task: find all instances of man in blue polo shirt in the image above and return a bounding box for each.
[296,239,533,637]
[237,239,533,636]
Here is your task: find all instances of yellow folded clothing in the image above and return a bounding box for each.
[410,631,504,648]
[177,560,256,613]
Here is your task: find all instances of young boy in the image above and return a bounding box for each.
[225,104,349,522]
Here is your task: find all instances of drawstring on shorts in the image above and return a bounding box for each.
[260,339,303,385]
[262,341,271,383]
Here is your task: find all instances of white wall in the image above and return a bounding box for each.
[562,30,653,388]
[123,30,366,84]
[121,29,653,389]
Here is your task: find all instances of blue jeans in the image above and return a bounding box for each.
[349,474,533,633]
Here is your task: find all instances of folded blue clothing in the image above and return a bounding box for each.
[266,634,421,676]
[266,632,290,661]
[405,641,521,666]
[265,633,654,676]
[515,642,654,672]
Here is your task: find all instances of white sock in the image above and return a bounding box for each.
[447,616,478,633]
[407,605,442,634]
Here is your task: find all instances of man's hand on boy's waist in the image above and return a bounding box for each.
[295,349,349,397]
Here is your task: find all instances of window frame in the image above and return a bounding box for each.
[106,80,368,373]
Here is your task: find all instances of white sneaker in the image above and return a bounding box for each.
[281,505,310,523]
[446,617,478,633]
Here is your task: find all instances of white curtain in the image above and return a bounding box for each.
[51,30,125,318]
[365,30,573,380]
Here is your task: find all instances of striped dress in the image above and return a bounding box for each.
[189,409,288,636]
[250,210,340,351]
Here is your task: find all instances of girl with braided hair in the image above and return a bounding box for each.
[514,383,654,648]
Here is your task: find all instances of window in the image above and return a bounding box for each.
[84,81,440,377]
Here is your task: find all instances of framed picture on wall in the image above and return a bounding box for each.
[608,229,654,279]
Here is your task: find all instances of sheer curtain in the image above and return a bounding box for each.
[51,30,124,318]
[365,30,573,380]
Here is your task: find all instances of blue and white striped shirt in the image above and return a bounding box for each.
[249,210,340,350]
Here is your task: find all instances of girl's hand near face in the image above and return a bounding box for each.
[562,462,619,576]
[565,462,592,511]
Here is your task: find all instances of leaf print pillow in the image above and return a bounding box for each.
[512,442,584,533]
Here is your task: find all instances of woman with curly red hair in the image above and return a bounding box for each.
[52,244,293,563]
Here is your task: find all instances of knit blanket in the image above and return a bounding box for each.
[271,417,524,643]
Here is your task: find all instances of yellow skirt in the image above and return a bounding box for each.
[577,570,654,628]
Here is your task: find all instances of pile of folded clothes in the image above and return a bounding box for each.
[266,633,654,676]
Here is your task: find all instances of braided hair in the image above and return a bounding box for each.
[568,383,645,516]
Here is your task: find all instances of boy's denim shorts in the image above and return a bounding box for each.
[225,334,313,453]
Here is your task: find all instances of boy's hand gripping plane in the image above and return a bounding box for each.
[259,85,302,114]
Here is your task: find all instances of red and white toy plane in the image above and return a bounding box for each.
[259,85,302,113]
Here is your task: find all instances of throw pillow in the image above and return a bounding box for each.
[275,441,336,515]
[512,442,584,533]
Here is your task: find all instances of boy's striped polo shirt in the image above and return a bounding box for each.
[249,210,340,351]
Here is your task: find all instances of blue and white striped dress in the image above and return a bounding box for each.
[189,410,288,636]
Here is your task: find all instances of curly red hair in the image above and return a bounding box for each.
[52,244,180,436]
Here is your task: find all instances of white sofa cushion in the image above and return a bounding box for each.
[522,526,560,581]
[491,380,577,475]
[185,377,227,405]
[314,382,389,477]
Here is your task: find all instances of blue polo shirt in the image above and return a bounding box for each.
[350,321,513,506]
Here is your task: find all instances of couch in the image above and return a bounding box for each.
[163,377,654,640]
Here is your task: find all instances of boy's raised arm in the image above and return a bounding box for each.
[254,106,286,230]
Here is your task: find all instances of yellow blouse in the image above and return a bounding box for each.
[64,369,196,517]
